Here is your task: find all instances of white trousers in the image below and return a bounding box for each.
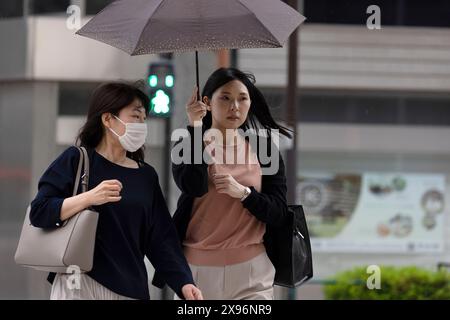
[50,273,134,300]
[176,251,275,300]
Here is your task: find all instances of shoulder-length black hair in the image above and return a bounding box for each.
[201,68,292,138]
[76,81,150,162]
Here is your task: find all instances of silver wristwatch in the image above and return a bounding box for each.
[240,187,251,201]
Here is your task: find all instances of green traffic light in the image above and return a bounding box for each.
[151,89,170,115]
[165,75,174,88]
[149,75,158,87]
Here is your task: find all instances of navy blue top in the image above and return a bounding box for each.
[29,146,194,300]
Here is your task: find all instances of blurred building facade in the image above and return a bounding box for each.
[242,0,450,299]
[0,0,449,299]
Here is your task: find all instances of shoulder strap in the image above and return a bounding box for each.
[72,146,90,196]
[80,147,90,193]
[72,147,84,196]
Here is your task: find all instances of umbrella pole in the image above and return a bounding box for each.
[196,51,200,101]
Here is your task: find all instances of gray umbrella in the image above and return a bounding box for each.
[76,0,305,96]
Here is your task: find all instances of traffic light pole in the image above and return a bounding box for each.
[161,115,173,301]
[147,57,176,300]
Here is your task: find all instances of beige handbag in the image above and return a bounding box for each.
[15,147,99,273]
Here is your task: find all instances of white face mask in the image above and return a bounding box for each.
[109,115,148,152]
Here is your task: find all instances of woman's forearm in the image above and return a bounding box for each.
[60,192,92,221]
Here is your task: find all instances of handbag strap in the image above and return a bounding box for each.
[72,147,84,196]
[72,146,90,196]
[61,147,90,227]
[80,147,90,193]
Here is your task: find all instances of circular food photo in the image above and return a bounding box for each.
[369,181,392,196]
[297,181,328,213]
[422,214,437,230]
[389,214,413,238]
[421,190,444,215]
[377,223,391,237]
[392,176,406,192]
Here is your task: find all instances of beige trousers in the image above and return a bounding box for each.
[50,273,134,300]
[176,251,275,300]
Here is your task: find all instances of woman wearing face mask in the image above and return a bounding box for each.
[152,68,292,300]
[29,82,203,300]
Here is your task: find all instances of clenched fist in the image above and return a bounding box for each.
[86,179,123,206]
[212,173,247,199]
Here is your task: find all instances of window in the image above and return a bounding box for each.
[0,0,23,18]
[86,0,115,15]
[30,0,71,15]
[304,0,450,28]
[262,89,450,126]
[59,82,101,116]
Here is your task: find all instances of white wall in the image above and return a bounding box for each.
[240,24,450,92]
[297,124,450,155]
[0,17,158,82]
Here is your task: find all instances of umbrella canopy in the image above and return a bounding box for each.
[77,0,305,54]
[76,0,305,96]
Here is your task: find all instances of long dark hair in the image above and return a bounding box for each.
[76,81,150,162]
[201,68,292,138]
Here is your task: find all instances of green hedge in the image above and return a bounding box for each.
[324,266,450,300]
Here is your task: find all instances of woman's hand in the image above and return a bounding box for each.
[212,173,247,199]
[181,284,203,300]
[186,87,207,127]
[60,179,122,221]
[86,179,123,206]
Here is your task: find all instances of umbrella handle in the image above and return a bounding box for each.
[196,51,200,101]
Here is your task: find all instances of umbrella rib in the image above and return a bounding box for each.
[131,0,168,55]
[236,0,283,47]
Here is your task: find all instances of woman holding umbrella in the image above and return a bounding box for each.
[153,68,291,299]
[29,82,203,300]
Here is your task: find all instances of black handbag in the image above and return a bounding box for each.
[264,205,313,288]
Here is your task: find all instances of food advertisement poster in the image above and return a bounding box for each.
[297,172,446,253]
